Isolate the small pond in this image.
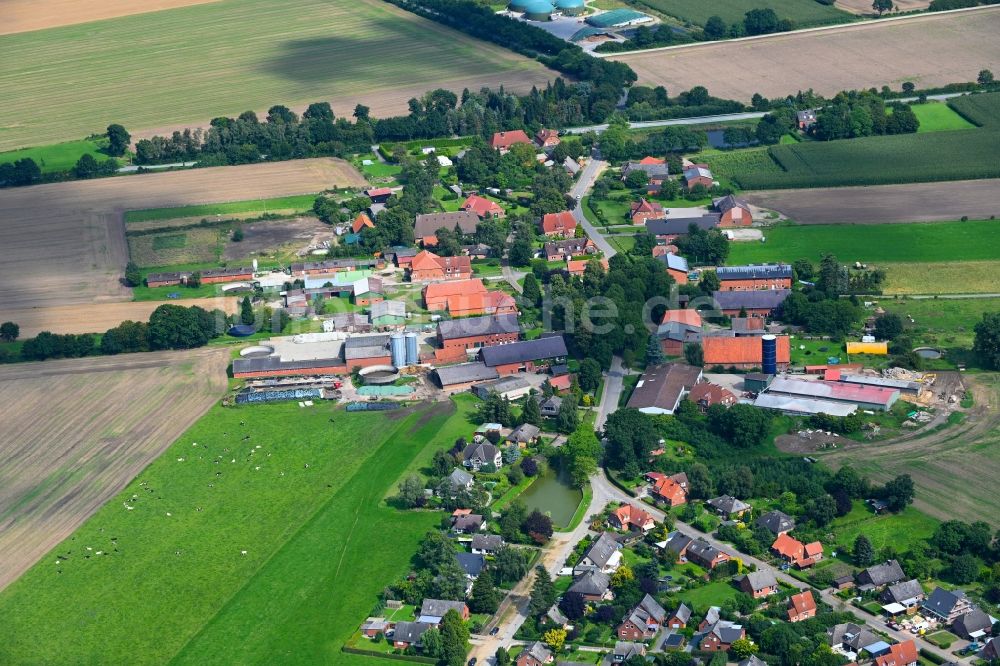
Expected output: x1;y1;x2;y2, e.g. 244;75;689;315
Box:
518;466;583;528
913;347;943;359
706;129;760;150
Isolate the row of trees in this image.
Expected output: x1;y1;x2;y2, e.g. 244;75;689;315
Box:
0;124;129;188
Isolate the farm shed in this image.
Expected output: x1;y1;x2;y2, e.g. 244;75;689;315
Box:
766;376;899;411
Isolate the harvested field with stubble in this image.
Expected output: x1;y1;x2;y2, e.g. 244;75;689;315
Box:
0;0;555;151
610;8;1000;101
0;348;230;592
8;298;239;338
0;159;360;321
0;0;221;35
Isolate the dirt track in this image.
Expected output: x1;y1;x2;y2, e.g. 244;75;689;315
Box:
611;8;1000;101
0;348;230;591
0;0;221;35
745;178;1000;224
0;159;363;320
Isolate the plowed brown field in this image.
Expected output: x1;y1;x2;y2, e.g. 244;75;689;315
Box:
0;348;230;591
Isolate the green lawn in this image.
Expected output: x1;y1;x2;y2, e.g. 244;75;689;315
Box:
911;102;976;133
728;220;1000;265
925;630;958;648
0;138;116;173
0;0;548;152
827;501;938;555
676;580;740;611
0;400;473;665
634;0;851;28
131;283;226;302
125;194;320;224
788;336;843;367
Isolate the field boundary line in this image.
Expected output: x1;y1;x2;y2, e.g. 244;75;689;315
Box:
598;4;1000;57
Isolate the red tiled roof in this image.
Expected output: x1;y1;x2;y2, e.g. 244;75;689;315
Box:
788;590;816;616
875;640;918;666
567;258;608;275
462;195;504;219
490;130;532;150
653;477;686;503
548;374;571;390
702;336;791;366
772;533;805;560
536;128;560;145
541;211;577;235
630;198;664;217
613;504;655;529
424;278;487;300
352;212;375;233
661;309;702;327
804;541;823;558
639;156;665;165
365;187;392;197
688;382;736;407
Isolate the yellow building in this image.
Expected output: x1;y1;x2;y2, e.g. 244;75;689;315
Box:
846;341;888;355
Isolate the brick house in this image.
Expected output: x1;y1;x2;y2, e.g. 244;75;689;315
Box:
688;382;737;411
657;252;689;284
424;278;487;311
490;130;533;153
716;264;793;291
461;195;506;219
617;594;667;641
629;198;664;225
540;211;577;238
516;641;553;666
713;195;753;228
651;476;688;507
667;603;691;630
609;504;656;532
437;314;521;351
351;212;375;234
685;540;731;570
737;571;778;598
544;238;596;261
682;163;715;189
787;590;817;622
874;640;918;666
535;128;561;149
408;250;472;282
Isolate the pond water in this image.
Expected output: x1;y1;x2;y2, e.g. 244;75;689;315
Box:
706;129;759;150
913;347;943;359
518;466;583;528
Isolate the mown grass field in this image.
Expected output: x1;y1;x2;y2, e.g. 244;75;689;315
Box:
634;0;851;27
0;138;115;173
827;501;939;554
0;0;551;152
881;296;1000;348
728;220;1000;264
0;398;475;664
911;102;976;133
880;261;1000;295
125;194;319;224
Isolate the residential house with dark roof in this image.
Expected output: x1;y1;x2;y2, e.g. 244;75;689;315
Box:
788;590;817;622
480;336;567;374
857;560;906;590
922;587;975;623
418;599;469;624
738;571;779;598
797;109;817;129
462;441;502;471
626;362;703;416
568;570;612;601
716;264;793;291
981;636;1000;660
617;594;667;641
739;658;768;666
880;580;925;609
508;423;541;446
656;320;703;357
686;539;731;570
392;621;432;648
707;495;751;519
540;395;563;417
827;622;882;656
456;552;485;580
577;533;623;574
544;238;596;261
471;534;505;555
713;195;753;228
472;376;532;402
667;603;691;630
517;641;554;666
661;531;694;563
683;163;715;189
447;468;474;492
451;513;484;533
756;510;795;535
612;641;646;663
623;160;670;193
952;608;993;639
699;617;745;651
